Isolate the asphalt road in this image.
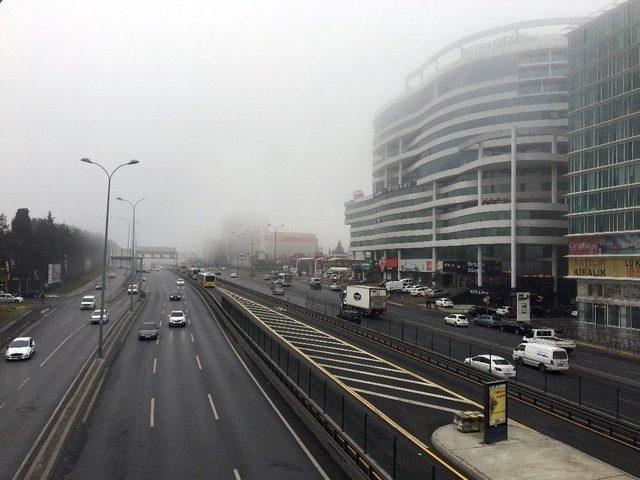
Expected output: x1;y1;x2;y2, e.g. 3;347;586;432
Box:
224;273;640;424
54;271;349;480
219;274;640;477
0;269;131;480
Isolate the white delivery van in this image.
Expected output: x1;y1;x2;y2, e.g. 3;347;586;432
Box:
512;343;569;372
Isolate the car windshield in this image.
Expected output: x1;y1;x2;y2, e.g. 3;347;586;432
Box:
170;311;183;317
458;315;466;320
141;323;157;330
493;359;510;365
10;340;29;348
82;297;94;301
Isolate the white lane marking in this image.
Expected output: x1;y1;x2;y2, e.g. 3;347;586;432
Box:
187;318;191;325
186;309;189;314
334;376;465;403
310;356;403;373
40;322;88;367
196;355;202;370
193;293;330;480
292;341;362;354
190;333;195;343
16;377;30;391
20;308;57;336
266;326;328;339
155;337;159;345
302;348;384;362
150;397;155;427
318;364;432;386
159;319;162;327
162;309;165;315
279;334;344;346
0;402;5;409
153;358;157;374
233;469;241;480
207;393;220;420
353;388;463;413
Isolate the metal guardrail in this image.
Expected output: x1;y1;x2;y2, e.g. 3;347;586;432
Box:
217;278;640;450
186;280;391;480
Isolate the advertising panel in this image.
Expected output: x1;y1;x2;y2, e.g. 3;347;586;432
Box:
487;383;507;427
516;292;530;322
47;264;62;285
569;233;640;256
568;257;640;279
399;259;435;272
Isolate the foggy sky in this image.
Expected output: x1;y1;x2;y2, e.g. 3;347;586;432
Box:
0;0;607;254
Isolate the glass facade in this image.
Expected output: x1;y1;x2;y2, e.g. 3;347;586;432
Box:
567;0;640;330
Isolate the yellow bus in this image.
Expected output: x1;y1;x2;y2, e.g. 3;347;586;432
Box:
197;272;216;288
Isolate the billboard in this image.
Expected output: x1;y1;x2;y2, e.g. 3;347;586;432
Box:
569;233;640;256
399;259;435;272
48;264;62;285
568;257;640;279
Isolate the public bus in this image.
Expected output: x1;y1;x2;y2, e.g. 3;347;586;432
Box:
197;271;217;288
278;272;293;287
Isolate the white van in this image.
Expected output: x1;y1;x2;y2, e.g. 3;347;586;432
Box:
80;295;96;310
512;343;569;372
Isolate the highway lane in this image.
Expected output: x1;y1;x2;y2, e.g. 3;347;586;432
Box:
224;273;640;422
0;270;134;480
217;278;640;477
56;271;349;480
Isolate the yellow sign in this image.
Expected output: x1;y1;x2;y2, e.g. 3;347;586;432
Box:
488;383;507;426
569;257;640;279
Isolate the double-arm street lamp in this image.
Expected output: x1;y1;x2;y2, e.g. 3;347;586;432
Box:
268;224;284;276
117;197;144;311
81;157;139;358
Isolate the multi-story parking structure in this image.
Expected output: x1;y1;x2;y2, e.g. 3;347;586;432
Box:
345;19;583;296
566;0;640;330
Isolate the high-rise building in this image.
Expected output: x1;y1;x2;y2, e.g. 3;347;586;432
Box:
566;0;640;329
344;19;581;296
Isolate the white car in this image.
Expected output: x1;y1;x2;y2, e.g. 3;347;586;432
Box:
80;295;96;310
5;337;36;360
329;283;341;291
570;310;577;317
176;279;185;287
464;355;516;379
127;284;139;294
444;314;468;327
0;293;24;303
90;309;109;324
230;273;238;278
168;310;186;327
435;298;454;308
410;286;429;297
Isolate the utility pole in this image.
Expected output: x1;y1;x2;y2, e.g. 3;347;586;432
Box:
246;229;259;278
268;224;284;276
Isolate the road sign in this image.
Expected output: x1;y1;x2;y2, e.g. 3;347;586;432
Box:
517;292;530;322
483;296;490;304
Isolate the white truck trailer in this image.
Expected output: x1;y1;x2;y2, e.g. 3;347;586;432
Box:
343;285;387;316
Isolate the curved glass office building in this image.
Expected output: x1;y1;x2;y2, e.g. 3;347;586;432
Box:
345;19;583;293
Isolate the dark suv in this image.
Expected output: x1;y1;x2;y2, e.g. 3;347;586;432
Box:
169;292;181;301
500;319;532;335
309;278;322;290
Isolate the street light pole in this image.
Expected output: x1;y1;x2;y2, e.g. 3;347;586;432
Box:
245;229;259;278
268;224;284;277
120;218;130;276
81;157;139;358
117;197;144;311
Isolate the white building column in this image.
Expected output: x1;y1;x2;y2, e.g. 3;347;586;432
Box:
397;249;402;280
384;166;389;188
510;127;517;290
477;143;483;206
477;245;483;287
432;180;438;284
552;245;558;293
551;165;558;204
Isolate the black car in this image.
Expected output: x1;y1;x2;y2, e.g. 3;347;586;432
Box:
169;292;181;301
467;306;496;317
472;314;503;328
500;319;532;335
530;306;550;318
337;308;362;324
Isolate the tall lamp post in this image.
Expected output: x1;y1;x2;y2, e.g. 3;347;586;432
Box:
117;197;144;311
231;231;241;275
81;157;139;358
245;229;259;278
268;224;284;276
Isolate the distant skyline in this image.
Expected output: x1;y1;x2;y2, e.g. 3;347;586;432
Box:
0;0;608;253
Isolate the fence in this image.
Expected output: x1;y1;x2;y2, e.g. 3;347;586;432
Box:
220;295;460;480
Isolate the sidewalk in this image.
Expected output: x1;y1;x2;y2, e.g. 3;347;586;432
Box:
432;422;635;480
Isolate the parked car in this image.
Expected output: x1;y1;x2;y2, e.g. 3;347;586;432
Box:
0;293;24;304
263;274;271;280
473;314;502;328
5;337;36;360
230;272;238;278
169;292;181;301
80;295;96;310
464;355;516;378
530;306;549;318
95;284;103;290
309;278;322;290
495;306;516;317
500;319;532;335
467;305;496;317
435;298;453;308
512;343;569;372
409;286;428;296
444;314;468;327
426;289;448;298
138;322;158;340
329;283;342;291
272;285;285;295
